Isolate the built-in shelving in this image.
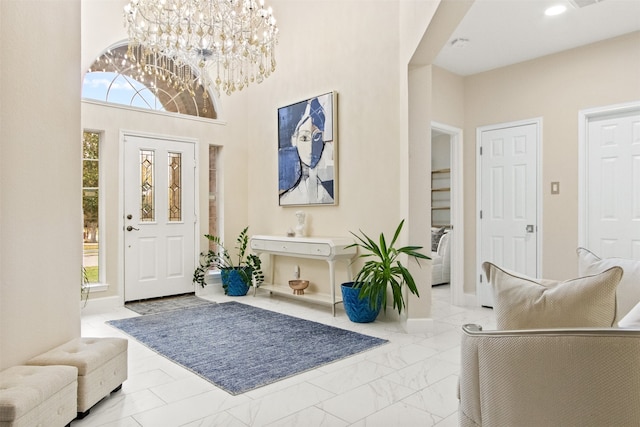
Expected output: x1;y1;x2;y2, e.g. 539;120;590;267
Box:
431;168;451;227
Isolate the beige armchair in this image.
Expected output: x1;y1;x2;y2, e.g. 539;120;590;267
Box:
431;230;450;285
459;324;640;427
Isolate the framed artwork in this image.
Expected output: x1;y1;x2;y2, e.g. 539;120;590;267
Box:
278;91;337;206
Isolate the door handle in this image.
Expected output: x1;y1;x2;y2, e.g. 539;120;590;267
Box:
126;225;139;232
526;224;535;233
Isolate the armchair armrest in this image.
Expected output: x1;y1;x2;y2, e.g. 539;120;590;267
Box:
459;324;640;427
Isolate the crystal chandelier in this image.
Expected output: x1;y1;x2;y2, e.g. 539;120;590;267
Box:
123;0;279;97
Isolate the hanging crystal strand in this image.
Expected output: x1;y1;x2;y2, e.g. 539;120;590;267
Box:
158;55;164;83
182;62;188;92
201;64;210;114
215;56;221;96
203;90;209;115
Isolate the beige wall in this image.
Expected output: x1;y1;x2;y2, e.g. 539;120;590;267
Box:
80;1;255;307
432;65;465;129
81;102;250;302
78;1;440;326
461;32;640;293
1;0;82;368
244;1;438;322
247;1;402;236
5;3;636;366
3;3;636;366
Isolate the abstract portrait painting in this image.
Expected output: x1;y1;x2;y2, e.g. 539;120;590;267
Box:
278;91;337;206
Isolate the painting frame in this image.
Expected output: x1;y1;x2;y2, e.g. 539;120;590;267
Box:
278;91;338;207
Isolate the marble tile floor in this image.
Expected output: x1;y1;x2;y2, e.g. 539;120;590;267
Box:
76;285;495;427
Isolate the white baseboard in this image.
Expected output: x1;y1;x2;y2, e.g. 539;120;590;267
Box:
80;295;123;315
195;283;224;298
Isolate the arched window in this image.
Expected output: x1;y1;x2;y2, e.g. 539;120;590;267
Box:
82;44;217;119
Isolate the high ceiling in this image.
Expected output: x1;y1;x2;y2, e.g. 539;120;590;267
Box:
433;0;640;76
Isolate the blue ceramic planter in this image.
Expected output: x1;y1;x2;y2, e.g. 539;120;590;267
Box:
341;282;382;323
221;268;252;296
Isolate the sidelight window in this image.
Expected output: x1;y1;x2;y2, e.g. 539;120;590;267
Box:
82;131;101;283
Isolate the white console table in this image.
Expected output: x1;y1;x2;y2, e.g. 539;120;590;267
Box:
250;235;357;316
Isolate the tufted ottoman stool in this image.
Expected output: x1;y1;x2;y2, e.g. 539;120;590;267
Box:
0;365;77;427
27;337;127;418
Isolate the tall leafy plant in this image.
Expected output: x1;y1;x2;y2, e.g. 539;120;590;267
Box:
348;220;430;315
193;226;264;291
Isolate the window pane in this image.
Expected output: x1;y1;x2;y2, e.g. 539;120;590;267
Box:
168;152;182;221
83;133;99;159
81;45;216;119
209;146;219;251
82;131;100;284
140;150;155;222
83;160;99;187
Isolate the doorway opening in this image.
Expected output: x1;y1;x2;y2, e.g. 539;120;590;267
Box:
431;122;464;306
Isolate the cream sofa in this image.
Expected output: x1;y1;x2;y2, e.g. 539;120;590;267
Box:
459;324;640;426
431;229;450;285
459;251;640;426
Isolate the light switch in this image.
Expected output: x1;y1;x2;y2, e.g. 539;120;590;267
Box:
551;181;560;195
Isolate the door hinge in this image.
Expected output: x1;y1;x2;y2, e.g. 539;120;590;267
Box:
480;210;483;219
480;146;483;155
480;274;483;283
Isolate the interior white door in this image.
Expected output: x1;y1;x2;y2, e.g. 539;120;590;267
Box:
478;123;538;307
123;134;196;301
586;111;640;258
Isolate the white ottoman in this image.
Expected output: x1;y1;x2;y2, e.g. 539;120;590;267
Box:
0;365;77;427
27;337;127;418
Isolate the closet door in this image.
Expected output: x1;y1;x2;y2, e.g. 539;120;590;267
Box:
478;122;539;307
586;111;640;258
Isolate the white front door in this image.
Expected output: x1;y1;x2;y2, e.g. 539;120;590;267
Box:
123;134;197;301
586;111;640;258
478;122;539;307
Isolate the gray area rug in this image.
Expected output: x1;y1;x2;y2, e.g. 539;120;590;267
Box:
125;293;216;315
108;301;388;394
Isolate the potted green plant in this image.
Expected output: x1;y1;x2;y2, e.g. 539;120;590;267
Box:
193;226;264;296
342;219;431;323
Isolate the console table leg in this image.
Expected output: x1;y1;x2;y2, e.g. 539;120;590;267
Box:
328;260;336;316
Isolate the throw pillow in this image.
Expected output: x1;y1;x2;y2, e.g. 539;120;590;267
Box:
482;262;623;330
431;227;445;252
618;302;640;328
577;247;640;321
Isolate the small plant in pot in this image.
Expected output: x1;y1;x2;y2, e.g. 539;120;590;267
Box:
342;219;430;323
193;226;264;296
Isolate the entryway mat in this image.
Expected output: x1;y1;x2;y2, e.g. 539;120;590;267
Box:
125;293;217;315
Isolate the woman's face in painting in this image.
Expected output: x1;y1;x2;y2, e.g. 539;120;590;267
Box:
293;115;323;168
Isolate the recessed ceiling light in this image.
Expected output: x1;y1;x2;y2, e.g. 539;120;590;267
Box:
545;4;568;15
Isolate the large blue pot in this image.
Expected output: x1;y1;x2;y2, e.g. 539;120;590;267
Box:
341;282;382;323
221;268;252;296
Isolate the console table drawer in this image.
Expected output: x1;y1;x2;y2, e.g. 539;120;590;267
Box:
250;239;332;257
